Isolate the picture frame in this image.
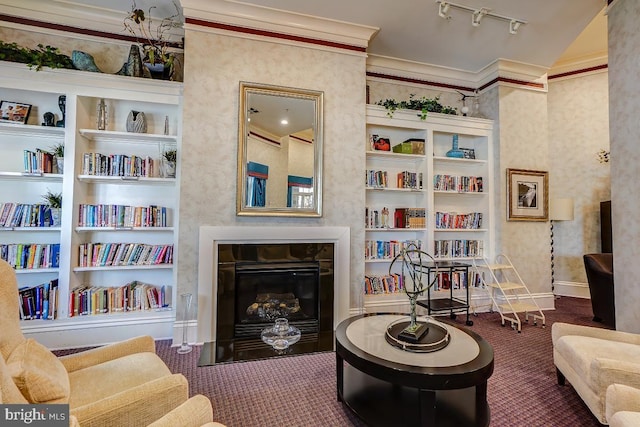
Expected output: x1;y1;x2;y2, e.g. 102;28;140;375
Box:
0;101;32;124
460;147;476;159
507;168;548;221
370;134;391;152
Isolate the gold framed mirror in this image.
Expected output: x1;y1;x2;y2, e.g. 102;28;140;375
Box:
237;82;323;217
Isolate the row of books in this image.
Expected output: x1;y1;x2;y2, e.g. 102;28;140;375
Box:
365;239;422;260
364;273;403;295
395;207;426;228
82;152;156;177
1;244;61;269
365;170;422;190
68;281;171;316
0;203;58;228
77;243;173;267
433;239;483;259
433;174;483;193
431;270;485;291
78;204;169;228
435;211;483;229
19;279;59;320
23;149;56;174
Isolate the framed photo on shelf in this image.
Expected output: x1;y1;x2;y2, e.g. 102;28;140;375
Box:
460;148;476;159
0;101;32;124
507;168;548;221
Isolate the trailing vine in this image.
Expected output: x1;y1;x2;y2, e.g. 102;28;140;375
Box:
0;41;74;71
375;94;458;120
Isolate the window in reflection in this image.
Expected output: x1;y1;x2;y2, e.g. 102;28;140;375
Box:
246;161;268;207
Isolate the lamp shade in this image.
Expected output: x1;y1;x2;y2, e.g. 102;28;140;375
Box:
550;198;574;221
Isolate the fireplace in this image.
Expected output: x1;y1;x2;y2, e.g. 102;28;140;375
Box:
197;226;351;364
212;243;334;362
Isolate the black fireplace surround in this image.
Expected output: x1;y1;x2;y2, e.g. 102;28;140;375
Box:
206;243;334;363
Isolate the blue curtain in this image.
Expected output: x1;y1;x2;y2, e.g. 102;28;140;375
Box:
247;162;268;207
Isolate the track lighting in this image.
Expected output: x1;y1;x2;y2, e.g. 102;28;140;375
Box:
509;19;523;35
435;0;527;35
471;8;490;27
438;2;450;19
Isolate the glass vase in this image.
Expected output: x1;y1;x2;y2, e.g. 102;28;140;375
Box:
177;293;193;355
446;134;464;158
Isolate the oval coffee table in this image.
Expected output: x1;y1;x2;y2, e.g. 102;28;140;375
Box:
336;313;494;427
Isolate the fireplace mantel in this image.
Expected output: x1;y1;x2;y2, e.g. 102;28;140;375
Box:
197;226;351;344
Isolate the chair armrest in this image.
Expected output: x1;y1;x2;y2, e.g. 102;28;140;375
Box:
148;395;216;427
606;384;640;421
70;373;188;427
552;323;640;346
610;411;640;427
591;358;640;394
59;336;155;372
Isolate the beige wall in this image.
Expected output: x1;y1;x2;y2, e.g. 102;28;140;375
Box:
608;0;640;333
178;29;367;311
496;87;551;294
548;72;610;283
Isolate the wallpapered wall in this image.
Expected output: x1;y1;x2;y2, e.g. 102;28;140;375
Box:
608;0;640;333
548;72;610;283
178;29;367;311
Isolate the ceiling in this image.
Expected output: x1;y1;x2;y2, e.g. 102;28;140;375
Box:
53;0;608;74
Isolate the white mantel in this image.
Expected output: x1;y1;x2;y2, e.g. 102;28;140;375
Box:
197;226;351;344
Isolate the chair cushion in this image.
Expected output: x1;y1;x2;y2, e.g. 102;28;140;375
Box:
6;339;70;403
556;335;640;391
68;351;171;408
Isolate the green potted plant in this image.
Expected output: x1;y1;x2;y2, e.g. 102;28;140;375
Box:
123;1;183;79
376;94;458;120
162;149;177;178
0;41;73;71
50;142;64;174
42;189;62;226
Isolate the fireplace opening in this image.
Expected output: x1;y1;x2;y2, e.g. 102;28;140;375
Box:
235;261;320;337
208;242;334;364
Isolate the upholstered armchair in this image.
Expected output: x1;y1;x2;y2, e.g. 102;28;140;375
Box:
0;259;209;427
553;322;640;424
583;253;615;328
606;384;640;427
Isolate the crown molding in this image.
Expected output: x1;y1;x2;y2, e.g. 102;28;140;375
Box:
366;55;548;93
180;0;378;51
548;52;608;81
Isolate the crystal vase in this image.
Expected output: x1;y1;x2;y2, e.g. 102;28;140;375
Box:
177;293;193;355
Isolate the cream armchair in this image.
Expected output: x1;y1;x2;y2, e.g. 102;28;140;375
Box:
606;384;640;427
552;322;640;425
0;259;201;426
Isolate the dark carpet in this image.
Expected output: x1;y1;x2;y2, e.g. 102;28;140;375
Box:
152;297;604;427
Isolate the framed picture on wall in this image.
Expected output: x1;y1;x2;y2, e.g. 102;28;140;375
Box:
0;100;31;124
507;168;549;221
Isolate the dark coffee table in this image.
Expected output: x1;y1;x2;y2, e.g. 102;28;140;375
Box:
335;313;494;427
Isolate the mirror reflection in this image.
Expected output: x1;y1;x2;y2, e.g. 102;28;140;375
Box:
237;82;323;217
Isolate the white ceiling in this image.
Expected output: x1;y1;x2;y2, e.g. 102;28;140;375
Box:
50;0;608;74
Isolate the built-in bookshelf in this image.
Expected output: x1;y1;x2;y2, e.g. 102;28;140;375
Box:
0;60;182;348
364;105;494;313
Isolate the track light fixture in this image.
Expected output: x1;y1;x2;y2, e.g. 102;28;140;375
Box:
438;1;451;19
471;8;490;27
435;0;527;35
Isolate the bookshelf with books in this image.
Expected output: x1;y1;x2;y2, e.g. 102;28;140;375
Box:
364;105;494;313
0;61;182;348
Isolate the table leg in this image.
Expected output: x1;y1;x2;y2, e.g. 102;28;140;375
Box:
336;352;344;402
419;389;436;425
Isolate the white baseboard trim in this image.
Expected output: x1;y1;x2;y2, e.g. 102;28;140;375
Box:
553;281;590;299
24;314;175;350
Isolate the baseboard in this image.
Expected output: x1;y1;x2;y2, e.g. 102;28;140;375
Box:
23;312;175;350
362;290;557;315
553;281;590;299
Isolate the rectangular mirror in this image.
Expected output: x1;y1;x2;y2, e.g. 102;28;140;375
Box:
237;82;323;217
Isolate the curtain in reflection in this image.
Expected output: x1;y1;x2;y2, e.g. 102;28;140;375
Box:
247;162;268;207
287;175;313;208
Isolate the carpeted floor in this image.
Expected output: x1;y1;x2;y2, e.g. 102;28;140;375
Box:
152;296;605;427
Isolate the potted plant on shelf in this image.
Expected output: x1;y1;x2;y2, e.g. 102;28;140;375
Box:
375;94;458;119
50;142;64;174
42;189;62;226
162;149;177;178
123;0;183;80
